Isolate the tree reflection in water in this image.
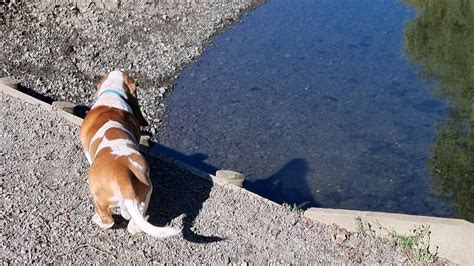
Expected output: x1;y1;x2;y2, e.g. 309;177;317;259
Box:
404;0;474;221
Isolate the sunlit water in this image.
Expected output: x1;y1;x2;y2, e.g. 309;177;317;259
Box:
155;0;474;220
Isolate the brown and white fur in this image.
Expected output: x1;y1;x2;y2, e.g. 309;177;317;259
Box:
80;70;180;238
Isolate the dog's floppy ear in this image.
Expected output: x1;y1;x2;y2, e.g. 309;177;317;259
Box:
123;70;137;96
129;96;149;127
123;71;149;127
96;74;107;90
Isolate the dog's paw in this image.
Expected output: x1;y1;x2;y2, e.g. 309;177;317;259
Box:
92;213;114;229
127;220;144;236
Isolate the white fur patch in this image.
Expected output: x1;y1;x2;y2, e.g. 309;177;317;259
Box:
92;93;132;113
121;204;131;220
124;199;181;238
85;152;92;165
100;70;124;90
95;137;139;158
92;70;132;112
92;213;114;229
128;157;143;170
88;120;135;161
91;120;134;146
127;219;143;235
110;182;122;205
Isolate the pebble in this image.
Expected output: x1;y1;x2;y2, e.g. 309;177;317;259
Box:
158;87;167;96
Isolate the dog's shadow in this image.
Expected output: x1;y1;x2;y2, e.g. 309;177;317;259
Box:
141;152;223;243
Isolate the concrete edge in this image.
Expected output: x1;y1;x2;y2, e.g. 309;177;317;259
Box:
304;208;474;265
0;78;83;126
2;77;473;264
1;78;52;111
0;77;280;207
144;151;282;209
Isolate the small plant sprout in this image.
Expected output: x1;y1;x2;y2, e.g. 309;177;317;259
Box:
354;218;439;264
282;201;309;214
388;225;438;264
354;216;376;237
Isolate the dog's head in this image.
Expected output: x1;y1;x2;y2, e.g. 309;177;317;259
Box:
97;70;149;127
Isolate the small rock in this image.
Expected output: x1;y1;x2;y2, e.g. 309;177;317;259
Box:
331;232;348;245
51;101;76;114
216;170;245;187
140;135;151;147
158;87;166;96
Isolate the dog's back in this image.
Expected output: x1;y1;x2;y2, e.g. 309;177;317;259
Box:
80;70;180;238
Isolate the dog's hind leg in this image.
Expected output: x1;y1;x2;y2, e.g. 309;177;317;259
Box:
92;199;114;229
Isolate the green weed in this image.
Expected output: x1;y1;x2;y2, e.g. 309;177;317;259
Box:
354;216;376;237
282;202;308;214
388;225;438;264
354;217;439;264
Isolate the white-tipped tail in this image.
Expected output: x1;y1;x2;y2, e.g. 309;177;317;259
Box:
124;199;181;238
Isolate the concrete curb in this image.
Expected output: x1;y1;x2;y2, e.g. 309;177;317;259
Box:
305;208;474;265
2;77;473;264
144;150;282;209
0;78;83;126
0;77;256;191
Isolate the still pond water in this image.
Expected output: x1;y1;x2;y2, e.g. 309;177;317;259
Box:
155;0;474;221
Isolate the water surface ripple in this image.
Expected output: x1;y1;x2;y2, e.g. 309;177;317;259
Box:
156;0;474;219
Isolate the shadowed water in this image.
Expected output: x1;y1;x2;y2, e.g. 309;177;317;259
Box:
155;0;473;220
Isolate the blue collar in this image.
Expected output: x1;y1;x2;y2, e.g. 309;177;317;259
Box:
97;87;128;101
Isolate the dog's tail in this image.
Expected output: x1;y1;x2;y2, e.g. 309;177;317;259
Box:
124;199;181;238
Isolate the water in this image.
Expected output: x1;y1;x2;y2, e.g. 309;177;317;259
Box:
155;0;474;221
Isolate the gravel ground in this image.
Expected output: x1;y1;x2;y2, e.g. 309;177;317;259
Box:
0;0;263;136
0;91;422;263
0;1;448;264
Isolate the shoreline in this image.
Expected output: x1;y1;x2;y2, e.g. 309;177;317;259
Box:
0;0;264;135
1;80;440;264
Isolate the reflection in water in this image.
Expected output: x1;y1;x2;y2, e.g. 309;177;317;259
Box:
404;0;474;221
